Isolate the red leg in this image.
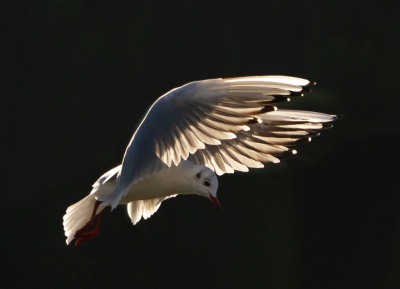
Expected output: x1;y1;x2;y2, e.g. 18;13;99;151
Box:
74;200;102;239
75;209;104;248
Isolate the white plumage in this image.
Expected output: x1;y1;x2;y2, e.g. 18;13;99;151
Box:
63;75;340;246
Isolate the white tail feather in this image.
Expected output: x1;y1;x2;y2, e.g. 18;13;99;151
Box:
63;166;121;245
63;194;98;244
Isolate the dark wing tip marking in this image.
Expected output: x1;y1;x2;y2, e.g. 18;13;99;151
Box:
257;106;277;114
335;115;343;120
289;92;304;97
280;150;297;156
320;124;333;130
260;96;290;105
247;118;260;124
300;87;311;93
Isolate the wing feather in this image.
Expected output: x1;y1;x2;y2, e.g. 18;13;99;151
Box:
187;109;339;174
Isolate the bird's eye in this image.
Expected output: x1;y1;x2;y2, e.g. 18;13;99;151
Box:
196;172;201;178
204;180;210;187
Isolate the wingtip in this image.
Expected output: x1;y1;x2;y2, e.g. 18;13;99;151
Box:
268;96;291;104
300;87;311;93
321;124;333;130
289;91;304;97
247;117;263;124
260;106;277;113
335;115;343;120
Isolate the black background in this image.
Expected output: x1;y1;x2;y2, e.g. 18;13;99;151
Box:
1;0;399;288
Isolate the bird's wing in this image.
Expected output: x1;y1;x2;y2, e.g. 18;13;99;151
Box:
98;75;332;208
187;109;340;175
127;195;177;225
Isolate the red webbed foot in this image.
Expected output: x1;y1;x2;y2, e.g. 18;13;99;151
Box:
75;228;100;247
74;222;92;240
74;201;105;247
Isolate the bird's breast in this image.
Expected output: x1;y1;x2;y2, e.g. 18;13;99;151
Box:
119;160;198;204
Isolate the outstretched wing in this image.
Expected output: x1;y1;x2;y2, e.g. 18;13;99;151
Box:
187;109;339;175
98;76;335;208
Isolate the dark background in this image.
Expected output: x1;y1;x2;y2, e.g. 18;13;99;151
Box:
1;0;399;288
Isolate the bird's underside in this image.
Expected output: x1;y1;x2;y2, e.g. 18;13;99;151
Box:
63;75;341;247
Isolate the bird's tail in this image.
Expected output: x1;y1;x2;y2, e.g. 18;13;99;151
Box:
63;165;121;245
63;194;99;244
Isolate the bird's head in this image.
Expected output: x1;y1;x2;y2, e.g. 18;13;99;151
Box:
192;167;220;211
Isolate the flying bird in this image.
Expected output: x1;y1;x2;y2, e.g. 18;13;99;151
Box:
63;75;341;247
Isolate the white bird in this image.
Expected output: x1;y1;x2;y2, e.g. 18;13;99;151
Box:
63;75;340;247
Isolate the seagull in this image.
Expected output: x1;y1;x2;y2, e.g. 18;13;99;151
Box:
63;75;341;247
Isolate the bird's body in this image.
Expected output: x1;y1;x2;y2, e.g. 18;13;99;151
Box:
100;160;212;204
64;160;217;245
63;75;340;247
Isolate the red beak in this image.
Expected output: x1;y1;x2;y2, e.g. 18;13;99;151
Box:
209;193;221;212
